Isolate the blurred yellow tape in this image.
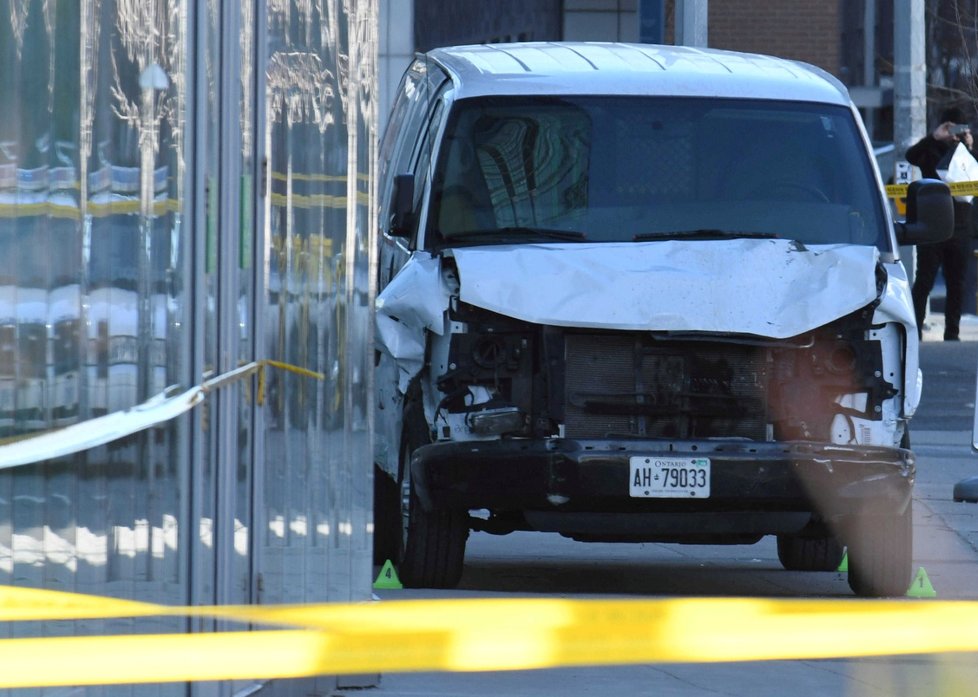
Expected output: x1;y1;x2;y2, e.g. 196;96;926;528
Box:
3;586;978;687
886;180;978;198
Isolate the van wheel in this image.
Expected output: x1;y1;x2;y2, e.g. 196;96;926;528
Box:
776;533;845;571
846;502;913;598
399;473;468;588
397;407;468;589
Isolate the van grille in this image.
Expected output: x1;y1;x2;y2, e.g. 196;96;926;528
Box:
563;334;768;439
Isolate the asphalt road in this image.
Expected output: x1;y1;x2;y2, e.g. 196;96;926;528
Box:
365;334;978;697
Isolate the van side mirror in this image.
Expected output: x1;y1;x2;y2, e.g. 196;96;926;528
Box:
896;178;953;245
389;173;415;238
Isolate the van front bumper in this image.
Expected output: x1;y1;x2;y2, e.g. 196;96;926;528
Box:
410;438;914;538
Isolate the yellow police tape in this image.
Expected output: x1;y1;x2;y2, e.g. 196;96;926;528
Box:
3;585;978;687
886;180;978;198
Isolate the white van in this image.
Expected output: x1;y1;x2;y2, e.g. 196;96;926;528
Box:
373;42;952;596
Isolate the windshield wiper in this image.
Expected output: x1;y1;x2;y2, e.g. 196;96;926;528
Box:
445;226;588;243
633;229;779;241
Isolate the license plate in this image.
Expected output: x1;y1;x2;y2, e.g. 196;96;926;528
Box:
629;456;711;498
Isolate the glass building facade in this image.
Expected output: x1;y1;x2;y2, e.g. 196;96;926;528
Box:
0;0;376;694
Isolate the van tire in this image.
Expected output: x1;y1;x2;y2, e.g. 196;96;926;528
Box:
399;475;468;588
396;394;468;589
776;533;845;572
846;502;913;598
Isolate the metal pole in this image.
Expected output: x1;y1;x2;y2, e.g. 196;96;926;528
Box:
675;0;708;48
893;0;927;291
864;0;876;87
863;0;877;141
893;0;927;157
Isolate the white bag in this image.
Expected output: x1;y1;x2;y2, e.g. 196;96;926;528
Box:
937;141;978;203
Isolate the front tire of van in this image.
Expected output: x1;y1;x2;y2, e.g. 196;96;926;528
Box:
396;403;468;589
845;502;913;598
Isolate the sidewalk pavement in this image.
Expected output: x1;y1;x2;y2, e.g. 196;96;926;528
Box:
920;311;978;341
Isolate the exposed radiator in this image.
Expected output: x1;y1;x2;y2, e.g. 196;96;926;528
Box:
563;333;768;439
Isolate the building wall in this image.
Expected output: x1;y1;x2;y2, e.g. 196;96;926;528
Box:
561;1;845;77
414;0;562;52
564;0;639;42
377;0;563;132
708;0;842;76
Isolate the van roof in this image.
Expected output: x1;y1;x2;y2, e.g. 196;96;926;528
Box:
426;42;850;105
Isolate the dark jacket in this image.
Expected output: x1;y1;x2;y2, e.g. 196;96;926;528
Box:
906;134;973;232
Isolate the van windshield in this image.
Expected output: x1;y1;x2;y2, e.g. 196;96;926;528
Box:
426;96;889;250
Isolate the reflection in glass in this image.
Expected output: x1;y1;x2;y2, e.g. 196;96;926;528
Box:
0;1;377;691
0;0;190;662
262;0;376;604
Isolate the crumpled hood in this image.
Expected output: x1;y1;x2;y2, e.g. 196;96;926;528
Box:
452;239;882;339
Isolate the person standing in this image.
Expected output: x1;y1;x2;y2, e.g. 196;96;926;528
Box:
907;107;975;341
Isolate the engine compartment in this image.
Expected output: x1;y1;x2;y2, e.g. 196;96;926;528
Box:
426;296;903;449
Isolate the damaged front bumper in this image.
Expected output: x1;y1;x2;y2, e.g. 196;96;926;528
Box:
410;438;914;540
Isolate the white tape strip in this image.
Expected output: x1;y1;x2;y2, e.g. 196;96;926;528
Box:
0;359;319;471
0;386;204;469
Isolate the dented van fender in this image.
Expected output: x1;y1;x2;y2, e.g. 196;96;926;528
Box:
873;259;921;417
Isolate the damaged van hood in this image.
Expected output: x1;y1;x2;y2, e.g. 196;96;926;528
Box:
450;239;881;339
375;239;885;392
